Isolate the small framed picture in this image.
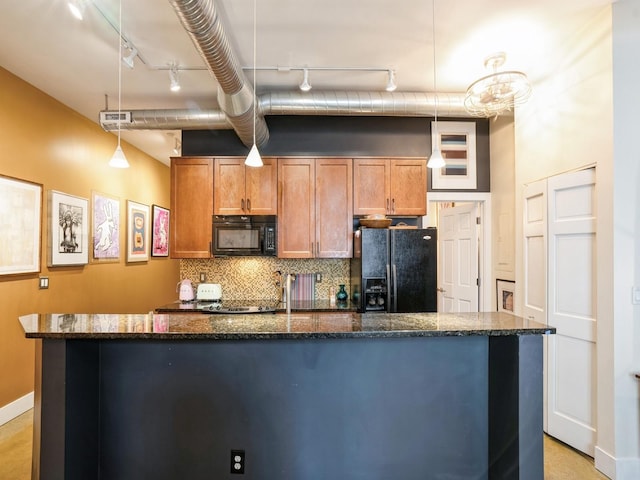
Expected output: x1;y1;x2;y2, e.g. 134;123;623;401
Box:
92;191;120;262
151;205;170;257
126;200;149;263
496;279;515;313
48;190;89;267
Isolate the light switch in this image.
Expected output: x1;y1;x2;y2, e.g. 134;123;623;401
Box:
39;276;49;289
633;286;640;305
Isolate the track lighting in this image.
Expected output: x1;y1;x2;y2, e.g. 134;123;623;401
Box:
385;70;397;92
169;65;180;92
427;0;443;170
173;136;181;155
299;68;312;92
122;46;137;69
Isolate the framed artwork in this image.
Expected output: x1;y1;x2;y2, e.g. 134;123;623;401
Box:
0;175;42;275
92;191;120;262
431;121;477;190
496;279;515;313
126;200;149;262
151;205;170;257
48;190;89;267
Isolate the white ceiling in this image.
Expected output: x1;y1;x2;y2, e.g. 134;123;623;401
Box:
0;0;614;165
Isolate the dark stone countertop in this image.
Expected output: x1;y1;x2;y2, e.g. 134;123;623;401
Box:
19;311;554;340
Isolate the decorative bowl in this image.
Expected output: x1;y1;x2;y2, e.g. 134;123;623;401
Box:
360;218;392;228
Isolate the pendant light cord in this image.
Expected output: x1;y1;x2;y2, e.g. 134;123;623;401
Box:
432;0;437;127
117;0;123;148
252;0;257;146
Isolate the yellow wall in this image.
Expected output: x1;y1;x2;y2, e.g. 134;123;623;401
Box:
0;67;180;409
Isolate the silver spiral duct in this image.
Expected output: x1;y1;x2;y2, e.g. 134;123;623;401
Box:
100;91;470;131
259;91;468;117
168;0;268;147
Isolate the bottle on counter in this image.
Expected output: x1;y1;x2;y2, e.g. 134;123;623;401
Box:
329;286;336;306
336;284;348;304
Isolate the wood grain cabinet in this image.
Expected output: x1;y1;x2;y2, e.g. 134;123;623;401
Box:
353;158;427;216
170;157;214;258
278;158;353;258
213;157;277;216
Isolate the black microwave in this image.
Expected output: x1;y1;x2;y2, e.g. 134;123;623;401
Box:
212;215;277;256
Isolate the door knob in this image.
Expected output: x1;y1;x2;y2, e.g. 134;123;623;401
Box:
437;287;446;293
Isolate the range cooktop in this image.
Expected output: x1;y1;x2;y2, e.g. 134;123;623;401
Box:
195;299;278;314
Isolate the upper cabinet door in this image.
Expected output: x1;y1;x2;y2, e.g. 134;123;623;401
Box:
389;159;426;216
214;158;246;216
316;158;353;258
214;157;278;216
353;159;390;216
245;157;277;215
278;158;315;258
170;157;214;258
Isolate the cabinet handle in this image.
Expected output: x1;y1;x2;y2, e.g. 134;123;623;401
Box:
246;198;251;212
392;198;395;213
386;198;390;213
241;198;245;211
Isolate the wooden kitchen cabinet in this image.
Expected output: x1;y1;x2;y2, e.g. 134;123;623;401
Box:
315;158;353;258
353;158;426;216
278;158;353;258
170;157;214;258
213;157;277;215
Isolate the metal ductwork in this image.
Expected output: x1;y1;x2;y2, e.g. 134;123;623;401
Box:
168;0;268;147
101;91;469;131
100;0;472;135
259;91;468;117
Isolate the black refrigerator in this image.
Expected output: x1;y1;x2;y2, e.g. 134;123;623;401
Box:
350;227;437;313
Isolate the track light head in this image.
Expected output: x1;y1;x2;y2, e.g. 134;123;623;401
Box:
299;68;312;92
386;69;397;92
122;46;137;69
169;65;180;92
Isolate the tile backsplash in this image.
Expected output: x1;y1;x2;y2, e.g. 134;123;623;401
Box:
180;258;350;301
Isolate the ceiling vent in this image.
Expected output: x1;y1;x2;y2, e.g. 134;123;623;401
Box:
99;111;131;128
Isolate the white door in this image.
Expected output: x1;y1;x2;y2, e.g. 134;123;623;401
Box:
547;168;597;456
523;179;549;429
438;203;479;312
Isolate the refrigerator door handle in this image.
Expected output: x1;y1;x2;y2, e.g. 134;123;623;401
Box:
392;264;398;312
386;264;391;311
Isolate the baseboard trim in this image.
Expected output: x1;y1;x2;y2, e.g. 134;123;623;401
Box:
0;392;34;427
595;446;640;480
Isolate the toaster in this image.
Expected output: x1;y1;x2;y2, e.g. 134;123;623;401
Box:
196;283;222;302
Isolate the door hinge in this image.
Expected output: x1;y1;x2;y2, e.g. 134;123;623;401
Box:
476;217;481;225
476;278;480;286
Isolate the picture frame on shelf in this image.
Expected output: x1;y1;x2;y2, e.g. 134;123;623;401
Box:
0;175;42;275
126;200;149;263
496;279;515;313
151;205;170;257
48;190;89;267
91;191;120;262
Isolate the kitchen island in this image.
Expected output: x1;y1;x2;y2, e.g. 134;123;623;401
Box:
20;312;553;480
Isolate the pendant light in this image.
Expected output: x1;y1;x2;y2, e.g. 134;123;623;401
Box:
427;0;445;170
245;0;263;168
109;0;129;168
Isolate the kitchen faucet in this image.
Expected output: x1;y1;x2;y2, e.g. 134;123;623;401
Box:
285;273;295;315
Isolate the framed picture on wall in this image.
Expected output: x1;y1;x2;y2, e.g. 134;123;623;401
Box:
126;200;149;263
92;191;120;262
431;121;477;190
48;190;89;267
496;279;515;313
151;205;170;257
0;175;42;275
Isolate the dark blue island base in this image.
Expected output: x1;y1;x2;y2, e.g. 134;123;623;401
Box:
23;312;550;479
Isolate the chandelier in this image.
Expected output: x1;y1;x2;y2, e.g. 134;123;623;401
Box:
464;52;531;118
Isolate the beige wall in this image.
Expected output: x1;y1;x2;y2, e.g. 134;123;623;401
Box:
0;67;180;410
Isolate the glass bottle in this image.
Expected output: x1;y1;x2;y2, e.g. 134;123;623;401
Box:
336;284;348;303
